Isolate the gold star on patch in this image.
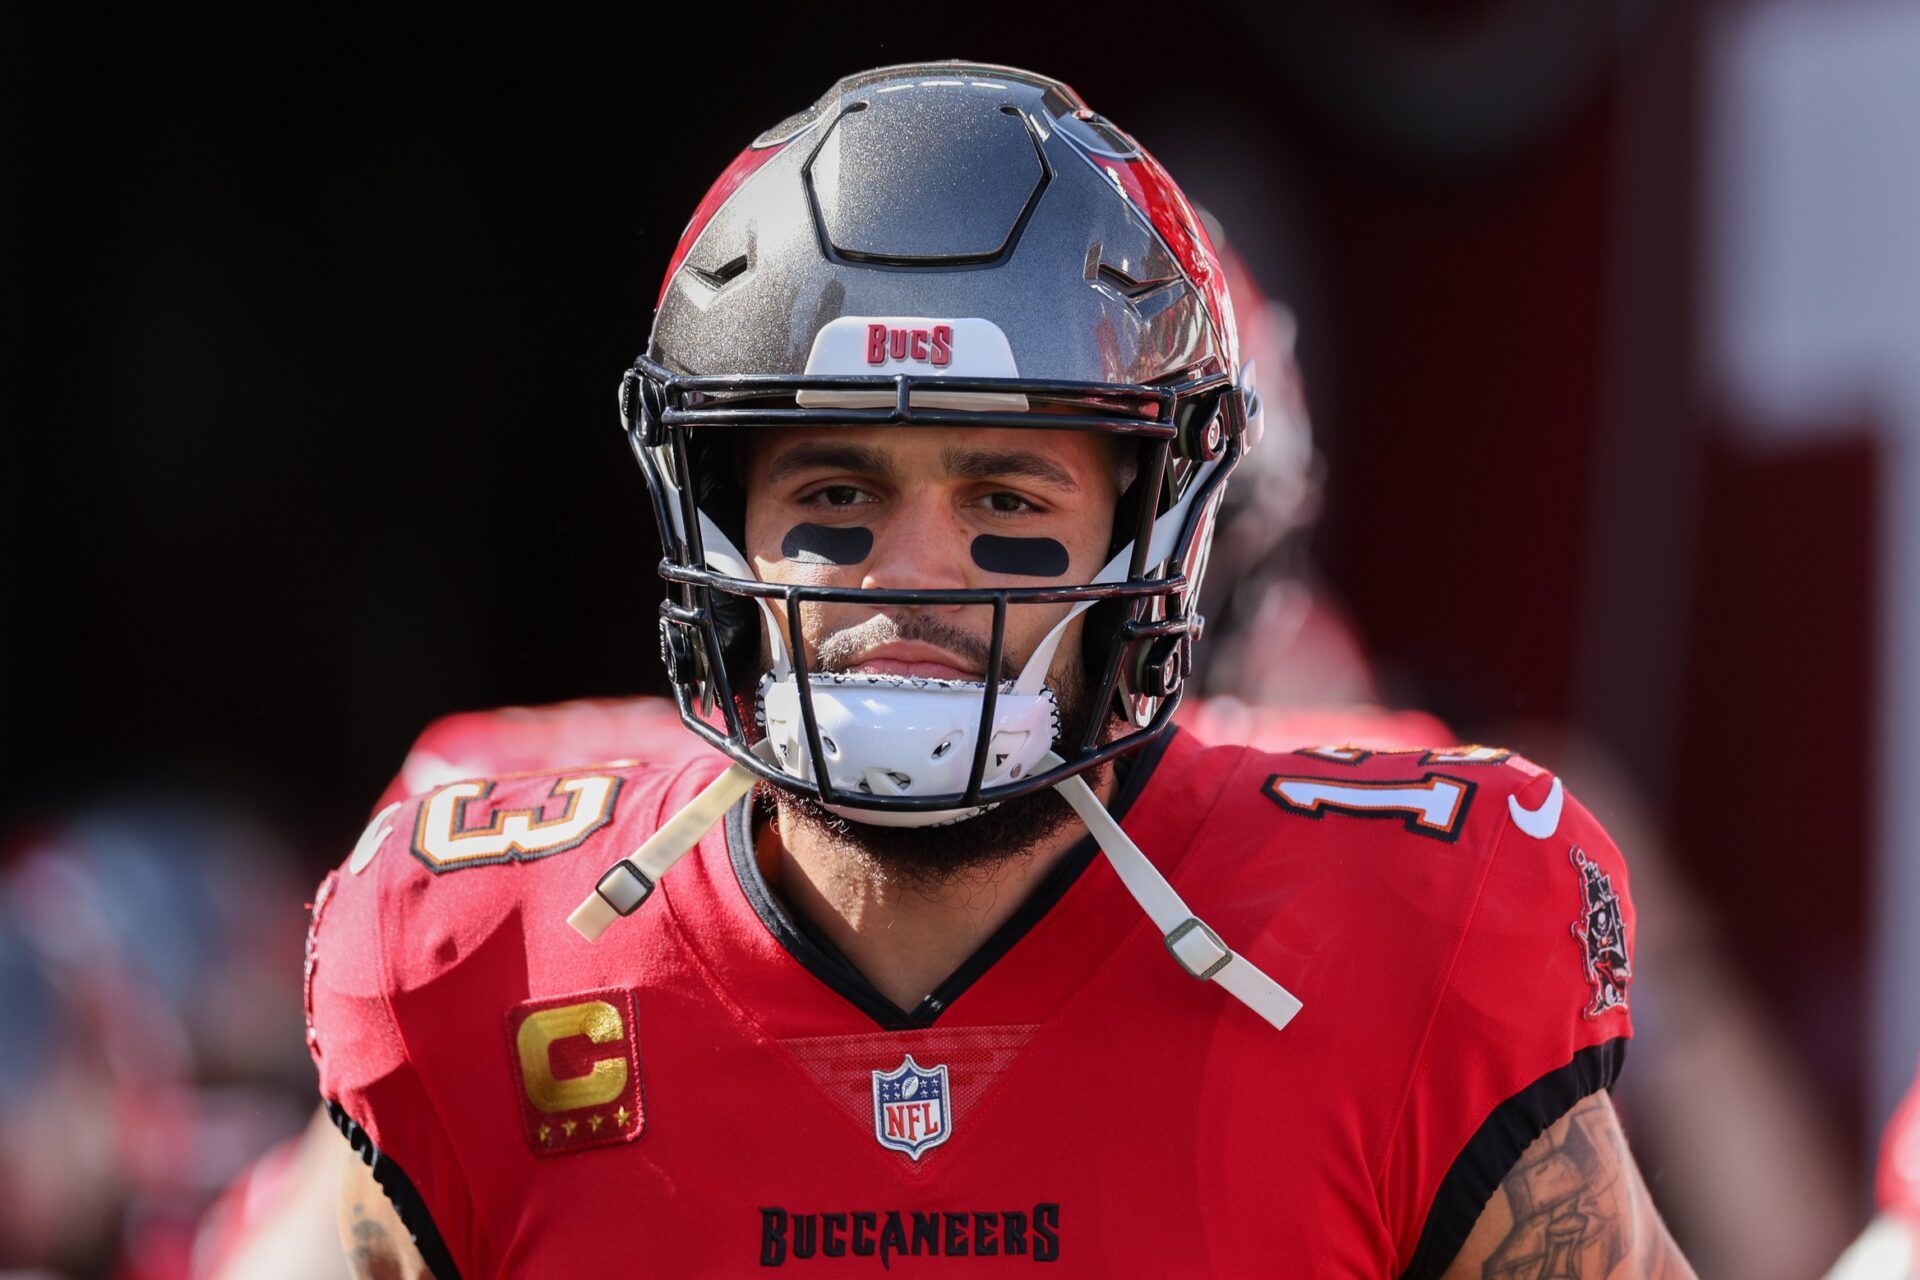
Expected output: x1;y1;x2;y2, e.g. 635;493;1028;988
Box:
589;1114;604;1132
561;1120;578;1138
538;1124;552;1144
615;1105;631;1128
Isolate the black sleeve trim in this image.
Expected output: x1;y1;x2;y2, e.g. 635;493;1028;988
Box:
1399;1036;1628;1280
327;1098;465;1280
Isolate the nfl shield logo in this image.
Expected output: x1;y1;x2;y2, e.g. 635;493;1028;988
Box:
871;1055;952;1160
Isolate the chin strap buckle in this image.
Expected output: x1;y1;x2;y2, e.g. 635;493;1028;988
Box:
567;757;763;943
1164;917;1233;981
1040;750;1303;1033
595;860;655;916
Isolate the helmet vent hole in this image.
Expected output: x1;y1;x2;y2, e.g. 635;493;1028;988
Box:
885;771;912;791
931;739;955;760
821;735;840;758
688;254;750;289
1095;262;1179;302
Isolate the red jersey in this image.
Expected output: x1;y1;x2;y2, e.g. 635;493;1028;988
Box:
307;729;1633;1277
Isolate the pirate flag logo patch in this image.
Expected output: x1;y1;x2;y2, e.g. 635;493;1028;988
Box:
1570;846;1631;1019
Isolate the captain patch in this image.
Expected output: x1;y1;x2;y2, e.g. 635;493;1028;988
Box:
506;988;645;1156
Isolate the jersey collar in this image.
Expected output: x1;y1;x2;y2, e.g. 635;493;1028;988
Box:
718;728;1178;1031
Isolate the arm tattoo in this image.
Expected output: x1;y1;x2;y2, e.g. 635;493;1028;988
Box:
345;1198;407;1280
1474;1090;1628;1280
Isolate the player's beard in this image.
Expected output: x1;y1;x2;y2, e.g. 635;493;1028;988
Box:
760;610;1110;896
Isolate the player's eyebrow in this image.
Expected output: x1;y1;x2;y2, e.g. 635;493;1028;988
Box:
941;446;1079;493
763;441;899;484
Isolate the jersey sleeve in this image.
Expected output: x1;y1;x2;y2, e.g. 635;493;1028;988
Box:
306;845;475;1280
1384;771;1636;1279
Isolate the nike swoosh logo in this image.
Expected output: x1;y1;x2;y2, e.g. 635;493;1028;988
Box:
349;801;402;874
1508;777;1564;840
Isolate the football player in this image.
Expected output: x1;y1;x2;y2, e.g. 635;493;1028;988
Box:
308;63;1694;1277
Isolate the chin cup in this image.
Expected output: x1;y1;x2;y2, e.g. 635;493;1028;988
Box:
757;672;1061;828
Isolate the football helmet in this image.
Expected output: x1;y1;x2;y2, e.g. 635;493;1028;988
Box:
622;62;1250;825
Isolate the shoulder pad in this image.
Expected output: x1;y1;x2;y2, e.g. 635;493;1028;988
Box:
336;757;727;988
374;696;706;809
1176;699;1456;753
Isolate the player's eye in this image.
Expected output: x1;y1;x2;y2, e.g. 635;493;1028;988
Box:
981;490;1042;514
802;484;872;508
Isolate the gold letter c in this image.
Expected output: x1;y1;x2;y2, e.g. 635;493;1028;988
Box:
516;1000;628;1114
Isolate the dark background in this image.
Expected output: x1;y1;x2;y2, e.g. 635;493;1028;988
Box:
3;2;1887;1272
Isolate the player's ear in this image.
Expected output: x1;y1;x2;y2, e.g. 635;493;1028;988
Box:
1108;435;1140;497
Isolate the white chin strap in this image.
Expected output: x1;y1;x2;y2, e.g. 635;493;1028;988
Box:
1039;751;1302;1032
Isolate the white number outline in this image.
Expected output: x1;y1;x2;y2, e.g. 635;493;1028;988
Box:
1262;773;1477;842
410;774;623;872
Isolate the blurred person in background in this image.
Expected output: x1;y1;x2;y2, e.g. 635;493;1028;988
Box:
0;806;313;1279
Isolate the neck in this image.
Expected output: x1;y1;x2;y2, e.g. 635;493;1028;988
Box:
758;767;1121;1014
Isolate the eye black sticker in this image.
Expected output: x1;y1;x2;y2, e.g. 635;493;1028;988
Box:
781;524;873;566
971;534;1069;577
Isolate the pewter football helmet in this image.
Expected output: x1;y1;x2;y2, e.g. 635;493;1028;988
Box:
624;62;1251;825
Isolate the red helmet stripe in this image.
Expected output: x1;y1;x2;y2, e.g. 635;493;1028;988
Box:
1084;146;1239;373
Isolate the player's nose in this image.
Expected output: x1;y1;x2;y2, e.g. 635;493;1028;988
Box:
860;492;969;605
